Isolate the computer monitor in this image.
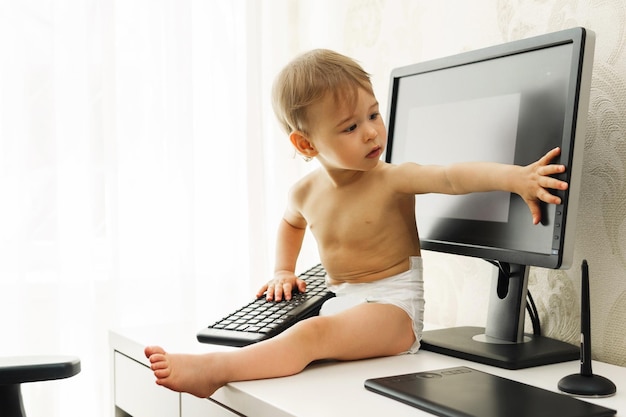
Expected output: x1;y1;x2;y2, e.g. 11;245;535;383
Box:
385;27;595;369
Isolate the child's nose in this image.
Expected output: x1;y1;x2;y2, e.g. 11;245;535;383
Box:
364;124;378;141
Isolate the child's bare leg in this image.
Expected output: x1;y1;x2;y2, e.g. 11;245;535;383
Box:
297;302;416;361
145;303;414;398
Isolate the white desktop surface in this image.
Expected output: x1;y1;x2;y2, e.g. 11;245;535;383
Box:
110;322;625;417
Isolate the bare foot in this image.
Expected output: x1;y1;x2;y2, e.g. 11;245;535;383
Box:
144;346;225;398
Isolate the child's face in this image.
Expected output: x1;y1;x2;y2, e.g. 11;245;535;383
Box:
306;88;387;172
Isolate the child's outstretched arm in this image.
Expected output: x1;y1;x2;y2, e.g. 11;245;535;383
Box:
444;147;568;225
391;147;568;225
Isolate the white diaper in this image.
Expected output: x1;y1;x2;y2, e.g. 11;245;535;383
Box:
320;256;424;354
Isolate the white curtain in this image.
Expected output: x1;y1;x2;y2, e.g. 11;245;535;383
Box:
0;1;316;415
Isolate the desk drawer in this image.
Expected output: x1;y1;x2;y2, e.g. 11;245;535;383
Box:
114;351;179;417
182;394;242;417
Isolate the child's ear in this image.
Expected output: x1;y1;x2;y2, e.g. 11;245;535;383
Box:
290;131;318;159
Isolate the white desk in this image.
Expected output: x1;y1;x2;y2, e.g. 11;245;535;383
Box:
110;322;625;417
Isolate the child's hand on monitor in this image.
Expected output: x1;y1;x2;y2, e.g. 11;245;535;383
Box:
519;147;568;224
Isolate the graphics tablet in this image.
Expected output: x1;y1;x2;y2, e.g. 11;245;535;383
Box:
364;366;616;417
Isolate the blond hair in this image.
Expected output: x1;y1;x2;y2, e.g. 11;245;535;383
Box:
271;49;373;135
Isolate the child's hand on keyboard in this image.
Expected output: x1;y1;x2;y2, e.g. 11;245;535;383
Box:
257;271;307;302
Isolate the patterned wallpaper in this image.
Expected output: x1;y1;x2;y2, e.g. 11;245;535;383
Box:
323;0;626;366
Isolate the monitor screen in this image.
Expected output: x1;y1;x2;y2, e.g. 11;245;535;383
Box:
386;28;594;270
385;27;595;369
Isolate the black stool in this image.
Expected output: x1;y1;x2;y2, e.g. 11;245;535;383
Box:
0;356;81;417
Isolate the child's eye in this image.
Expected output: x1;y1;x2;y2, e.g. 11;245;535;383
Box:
370;112;380;120
344;124;357;133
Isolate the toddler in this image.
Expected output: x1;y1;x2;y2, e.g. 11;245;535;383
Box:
145;49;568;398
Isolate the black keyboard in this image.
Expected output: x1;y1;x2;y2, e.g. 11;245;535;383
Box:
197;264;334;347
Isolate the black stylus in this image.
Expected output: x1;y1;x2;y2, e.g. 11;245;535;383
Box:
580;260;592;376
558;259;616;397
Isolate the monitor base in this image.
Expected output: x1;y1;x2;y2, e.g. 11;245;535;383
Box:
421;327;579;370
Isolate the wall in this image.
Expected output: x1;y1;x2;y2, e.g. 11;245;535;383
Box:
290;0;625;366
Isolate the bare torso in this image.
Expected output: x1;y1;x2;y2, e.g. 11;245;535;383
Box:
288;162;421;284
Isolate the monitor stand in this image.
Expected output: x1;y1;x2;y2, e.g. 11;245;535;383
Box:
421;262;579;370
